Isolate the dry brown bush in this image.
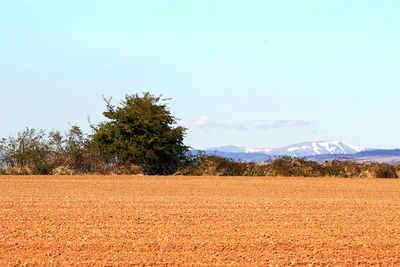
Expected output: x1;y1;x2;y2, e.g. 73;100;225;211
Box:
176;155;247;176
52;166;76;175
110;163;144;175
176;155;398;178
358;163;397;178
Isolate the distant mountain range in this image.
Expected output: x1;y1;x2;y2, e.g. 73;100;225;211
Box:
207;141;364;157
196;141;400;164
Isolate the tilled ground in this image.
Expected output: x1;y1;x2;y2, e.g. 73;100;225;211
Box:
1;176;400;265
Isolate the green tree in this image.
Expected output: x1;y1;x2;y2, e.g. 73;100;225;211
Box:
91;92;188;174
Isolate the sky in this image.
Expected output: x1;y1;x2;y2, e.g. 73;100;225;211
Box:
1;1;399;150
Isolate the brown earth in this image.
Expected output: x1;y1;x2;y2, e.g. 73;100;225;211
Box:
1;176;400;266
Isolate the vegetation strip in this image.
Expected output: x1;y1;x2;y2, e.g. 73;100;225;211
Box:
1;93;397;178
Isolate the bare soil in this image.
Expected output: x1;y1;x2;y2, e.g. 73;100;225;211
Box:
1;175;400;265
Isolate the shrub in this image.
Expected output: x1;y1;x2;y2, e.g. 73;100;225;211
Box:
48;125;90;172
359;163;397;178
52;166;76;175
176;155;247;176
322;160;361;177
91;93;188;175
242;157;325;177
0;128;51;174
110;161;144;175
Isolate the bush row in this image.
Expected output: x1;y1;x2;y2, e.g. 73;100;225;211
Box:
0;127;143;175
176;155;399;178
1;127;398;178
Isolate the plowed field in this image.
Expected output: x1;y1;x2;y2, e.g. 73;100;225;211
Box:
1;176;400;265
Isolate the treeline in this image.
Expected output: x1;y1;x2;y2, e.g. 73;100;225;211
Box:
0;92;398;178
0;129;398;178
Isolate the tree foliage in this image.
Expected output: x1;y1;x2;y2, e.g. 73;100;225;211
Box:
91;92;188;174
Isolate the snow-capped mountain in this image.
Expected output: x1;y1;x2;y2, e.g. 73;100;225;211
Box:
267;141;364;157
206;141;365;157
206;145;272;154
201;142;400;164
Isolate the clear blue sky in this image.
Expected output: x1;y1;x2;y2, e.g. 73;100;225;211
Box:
1;2;399;149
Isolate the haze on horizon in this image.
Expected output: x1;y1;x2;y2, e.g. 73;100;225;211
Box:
1;2;399;150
